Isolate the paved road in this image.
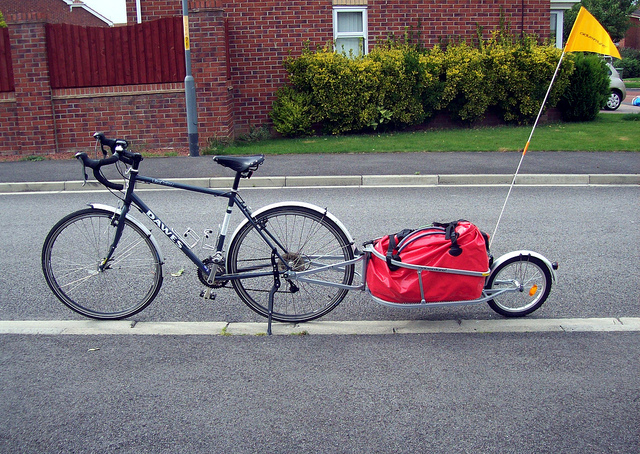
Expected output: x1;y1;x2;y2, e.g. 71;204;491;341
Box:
2;332;638;453
1;155;638;452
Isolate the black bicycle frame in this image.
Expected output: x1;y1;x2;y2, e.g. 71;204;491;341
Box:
103;169;286;282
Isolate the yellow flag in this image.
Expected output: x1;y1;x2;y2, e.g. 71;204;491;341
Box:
564;7;621;59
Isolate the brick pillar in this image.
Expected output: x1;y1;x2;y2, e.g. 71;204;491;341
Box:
189;4;234;141
8;14;57;154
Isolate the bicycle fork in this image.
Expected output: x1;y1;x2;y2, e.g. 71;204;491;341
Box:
99;204;132;271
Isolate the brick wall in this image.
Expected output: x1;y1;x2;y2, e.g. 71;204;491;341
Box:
0;92;18;151
6;14;57;154
367;0;550;45
624;17;639;49
224;1;333;130
1;7;231;158
51;84;188;153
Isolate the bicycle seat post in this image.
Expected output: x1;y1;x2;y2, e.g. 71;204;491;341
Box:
231;172;242;191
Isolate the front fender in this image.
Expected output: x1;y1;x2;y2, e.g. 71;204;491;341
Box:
89;203;165;264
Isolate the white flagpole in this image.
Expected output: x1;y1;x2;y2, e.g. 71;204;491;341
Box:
490;50;567;249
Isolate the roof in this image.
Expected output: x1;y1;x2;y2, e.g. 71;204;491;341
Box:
0;0;111;26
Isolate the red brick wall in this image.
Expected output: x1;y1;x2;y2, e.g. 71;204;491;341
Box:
51;84;188;153
623;18;639;49
224;1;333;130
0;7;232;157
188;7;234;140
367;0;550;45
126;0;223;24
0;92;18;152
7;15;57;154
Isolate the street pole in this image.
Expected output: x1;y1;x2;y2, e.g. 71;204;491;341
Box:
182;0;199;156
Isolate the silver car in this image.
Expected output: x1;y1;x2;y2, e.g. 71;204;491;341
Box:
605;63;626;110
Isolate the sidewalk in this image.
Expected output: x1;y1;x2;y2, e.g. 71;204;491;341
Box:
0;150;638;192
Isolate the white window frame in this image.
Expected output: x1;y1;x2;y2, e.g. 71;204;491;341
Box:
333;7;368;56
550;10;565;49
549;1;580;48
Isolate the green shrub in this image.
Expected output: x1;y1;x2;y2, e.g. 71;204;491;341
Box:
272;36;574;136
284;49;381;134
619;47;640;78
368;45;437;128
270;86;315;137
436;43;493;123
487;36;571;124
558;53;609;122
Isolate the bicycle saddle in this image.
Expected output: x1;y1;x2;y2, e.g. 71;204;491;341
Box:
213;155;265;174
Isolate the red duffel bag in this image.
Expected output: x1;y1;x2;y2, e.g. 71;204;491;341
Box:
366;220;490;304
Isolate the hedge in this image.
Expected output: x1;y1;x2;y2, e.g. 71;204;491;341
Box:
272;37;576;136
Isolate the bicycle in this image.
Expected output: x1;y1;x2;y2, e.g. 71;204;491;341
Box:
42;133;557;334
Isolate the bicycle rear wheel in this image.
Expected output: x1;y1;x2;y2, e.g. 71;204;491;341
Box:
227;205;355;323
42;208;163;319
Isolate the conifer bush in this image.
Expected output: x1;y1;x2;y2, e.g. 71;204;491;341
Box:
558;53;609;122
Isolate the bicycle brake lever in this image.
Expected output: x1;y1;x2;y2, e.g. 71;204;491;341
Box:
75;153;88;186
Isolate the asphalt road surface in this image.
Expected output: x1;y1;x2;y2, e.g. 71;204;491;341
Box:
1;184;638;453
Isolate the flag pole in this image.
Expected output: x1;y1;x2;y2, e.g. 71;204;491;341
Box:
490;50;566;249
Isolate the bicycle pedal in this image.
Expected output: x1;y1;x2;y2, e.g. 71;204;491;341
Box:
199;288;217;300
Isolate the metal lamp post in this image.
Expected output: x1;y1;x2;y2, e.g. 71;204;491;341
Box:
182;0;199;156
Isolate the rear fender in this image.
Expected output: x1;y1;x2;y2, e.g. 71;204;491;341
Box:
230;201;355;247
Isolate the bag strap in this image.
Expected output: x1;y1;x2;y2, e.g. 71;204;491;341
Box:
432;220;464;257
385;228;412;271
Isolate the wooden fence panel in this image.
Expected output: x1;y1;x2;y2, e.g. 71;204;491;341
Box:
46;17;185;89
1;27;15;92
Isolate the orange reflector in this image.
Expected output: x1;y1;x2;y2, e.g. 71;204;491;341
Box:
529;285;538;297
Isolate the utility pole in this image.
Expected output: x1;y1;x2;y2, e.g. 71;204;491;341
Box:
182;0;199;156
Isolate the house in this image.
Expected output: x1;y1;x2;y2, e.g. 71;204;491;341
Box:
0;0;568;157
622;8;640;49
0;0;112;26
123;0;560;138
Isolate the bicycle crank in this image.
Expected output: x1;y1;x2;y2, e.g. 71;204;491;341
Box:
197;257;229;288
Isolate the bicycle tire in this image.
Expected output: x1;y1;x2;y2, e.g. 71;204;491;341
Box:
42;208;163;319
485;254;551;317
227;205;355;323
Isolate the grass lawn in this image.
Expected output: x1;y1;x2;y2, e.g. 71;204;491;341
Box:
211;113;640;156
624;78;640;89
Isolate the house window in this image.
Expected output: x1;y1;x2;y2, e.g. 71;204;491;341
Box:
550;9;569;49
333;7;368;56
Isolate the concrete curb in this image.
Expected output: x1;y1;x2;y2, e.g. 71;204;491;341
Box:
1;318;639;336
1;174;638;193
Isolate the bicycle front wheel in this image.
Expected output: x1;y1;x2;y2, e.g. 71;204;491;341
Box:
42;208;163;319
227;205;355;323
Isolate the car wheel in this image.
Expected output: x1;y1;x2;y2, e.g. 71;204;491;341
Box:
604;90;622;110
